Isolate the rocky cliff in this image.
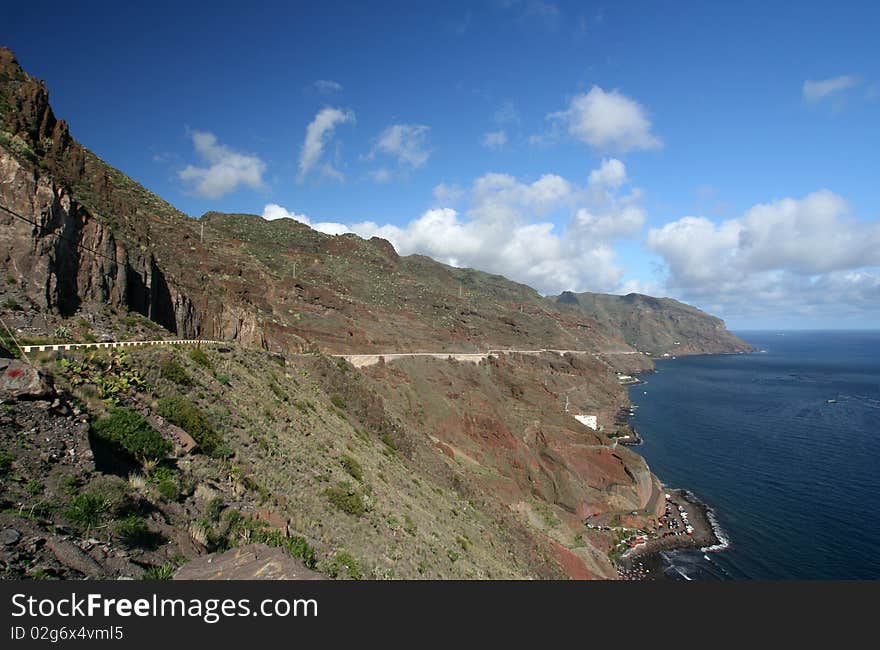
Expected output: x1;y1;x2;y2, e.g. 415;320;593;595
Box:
0;48;746;580
553;291;753;356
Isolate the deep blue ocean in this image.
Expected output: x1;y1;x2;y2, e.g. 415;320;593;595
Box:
627;331;880;580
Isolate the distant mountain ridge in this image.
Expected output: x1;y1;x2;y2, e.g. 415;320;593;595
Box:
0;46;751;582
0;46;750;358
552;291;752;356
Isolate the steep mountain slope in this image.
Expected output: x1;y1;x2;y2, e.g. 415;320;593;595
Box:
553;291;753;356
1;48;746;580
0;48;628;356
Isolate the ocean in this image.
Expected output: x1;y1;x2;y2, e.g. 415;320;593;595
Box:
627;330;880;580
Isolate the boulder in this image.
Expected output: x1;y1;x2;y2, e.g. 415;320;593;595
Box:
173;543;323;580
0;359;53;399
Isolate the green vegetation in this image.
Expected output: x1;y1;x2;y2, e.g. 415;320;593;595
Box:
160;359;191;386
142;561;176;580
214;510;317;568
330;393;346;409
60;353;148;403
114;515;162;549
533;500;560;528
91;407;171;462
0;450;13;476
24;479;44;496
189;347;212;369
323;551;362;580
65;492;110;533
340;455;363;482
121;313;161;331
325;482;366;516
157;396;221;454
206;496;225;522
52;325;72;341
150;466;181;501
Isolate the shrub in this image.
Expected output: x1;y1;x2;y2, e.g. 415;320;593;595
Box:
206;497;225;522
158;396;221;455
188;347;212;369
340;455;363;482
324;551;362;580
53;325;72;341
91;408;171;462
160;359;191;386
142;562;175;580
114;515;162;549
330;393;346;409
0;450;13;476
66;492;110;533
256;529;318;569
150;466;180;501
325;482;365;516
25;479;43;496
216;374;230;386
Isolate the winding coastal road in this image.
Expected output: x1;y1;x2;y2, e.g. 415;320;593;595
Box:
20;338;637;370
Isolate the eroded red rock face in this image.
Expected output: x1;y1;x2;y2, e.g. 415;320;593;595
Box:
365;353;657;579
549;541;599;580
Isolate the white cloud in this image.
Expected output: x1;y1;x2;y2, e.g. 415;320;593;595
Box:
647;190;880;324
802;75;859;103
261;203;350;235
368;168;393;184
433;183;465;205
588;158;627;189
310;79;343;95
298;107;355;182
178;131;266;199
547;86;661;152
265;160;646;295
482;130;508;150
370;124;431;169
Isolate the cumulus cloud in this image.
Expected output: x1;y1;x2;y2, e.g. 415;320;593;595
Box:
264;158;644;295
547;86;661;152
370;124;431;169
802;75;859;103
261;203;350;235
588;158;627;189
482;130;508;149
178;131;266;199
648;190;880;324
298;107;355;182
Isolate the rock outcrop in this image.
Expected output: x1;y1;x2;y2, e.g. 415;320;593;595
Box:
173;544;324;580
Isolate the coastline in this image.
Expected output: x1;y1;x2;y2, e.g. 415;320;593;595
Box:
617;488;727;580
613;352;740;580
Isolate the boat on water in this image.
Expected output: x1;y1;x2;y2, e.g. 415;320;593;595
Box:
827;399;837;404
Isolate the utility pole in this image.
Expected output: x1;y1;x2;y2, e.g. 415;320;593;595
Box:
200;222;204;244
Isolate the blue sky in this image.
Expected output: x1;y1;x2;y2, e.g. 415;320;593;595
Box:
5;0;880;328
